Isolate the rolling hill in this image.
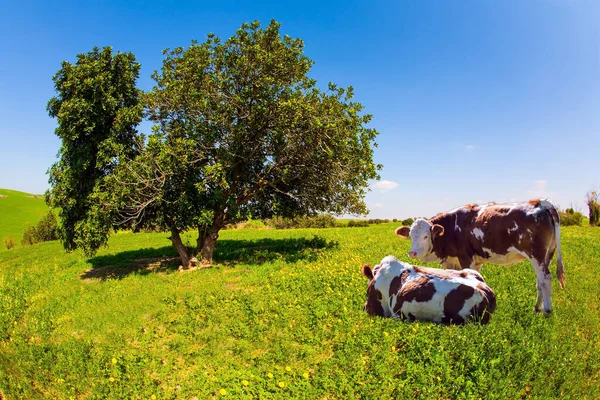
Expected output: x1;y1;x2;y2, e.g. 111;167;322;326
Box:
0;188;49;249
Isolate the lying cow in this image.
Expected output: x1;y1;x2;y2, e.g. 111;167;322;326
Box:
362;255;496;324
395;199;565;314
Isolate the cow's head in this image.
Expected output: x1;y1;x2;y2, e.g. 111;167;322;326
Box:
361;263;385;317
395;218;444;260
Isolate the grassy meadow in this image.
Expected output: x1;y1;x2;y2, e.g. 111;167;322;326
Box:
0;189;48;249
1;223;599;399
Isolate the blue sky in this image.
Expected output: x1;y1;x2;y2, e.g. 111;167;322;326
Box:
1;0;598;219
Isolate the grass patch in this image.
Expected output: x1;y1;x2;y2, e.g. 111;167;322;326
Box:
0;188;49;250
0;224;599;398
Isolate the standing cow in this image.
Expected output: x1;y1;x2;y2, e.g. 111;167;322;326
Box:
362;255;496;324
395;199;565;314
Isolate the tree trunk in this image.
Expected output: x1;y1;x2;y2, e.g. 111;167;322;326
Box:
200;232;219;266
170;229;191;268
196;212;226;267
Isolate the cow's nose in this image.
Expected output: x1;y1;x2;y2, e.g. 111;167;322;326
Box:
408;251;418;258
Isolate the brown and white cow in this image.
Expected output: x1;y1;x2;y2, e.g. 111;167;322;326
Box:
362;255;496;324
395;199;565;314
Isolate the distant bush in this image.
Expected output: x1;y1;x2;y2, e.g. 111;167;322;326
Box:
21;211;59;246
587;190;600;227
559;208;584;227
265;214;337;229
227;220;269;230
347;220;369;228
401;218;415;226
392;218;398;223
4;237;16;250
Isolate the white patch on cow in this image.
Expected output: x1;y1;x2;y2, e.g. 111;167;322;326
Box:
507;221;519;234
471;228;485;240
481;246;527;266
371;256;404;317
477;205;488;217
507;246;529;259
407;219;439;261
518;233;524;241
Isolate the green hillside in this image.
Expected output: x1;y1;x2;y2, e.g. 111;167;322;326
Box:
0;188;49;249
0;224;598;398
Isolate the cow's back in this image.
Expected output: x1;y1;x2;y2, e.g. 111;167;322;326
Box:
394;268;496;324
430;201;556;267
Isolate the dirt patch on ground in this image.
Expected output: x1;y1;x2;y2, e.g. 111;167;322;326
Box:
25;195;44;199
0;195;6;199
81;256;181;280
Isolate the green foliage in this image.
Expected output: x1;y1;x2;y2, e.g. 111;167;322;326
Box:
0;224;599;398
0;189;49;250
402;218;415;226
3;237;16;250
46;46;143;255
587;190;600;226
266;214;337;229
113;20;380;265
559;208;584;227
21;212;59;246
347;219;369;227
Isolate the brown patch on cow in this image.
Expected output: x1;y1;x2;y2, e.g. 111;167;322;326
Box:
393;276;435;315
401;276;436;303
528;199;541;207
362;264;374;280
389;270;410;298
470;283;497;324
364;284;385;316
394;276;436;316
443;285;475;323
464;203;477;211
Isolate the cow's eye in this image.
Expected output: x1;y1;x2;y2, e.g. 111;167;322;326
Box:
424;236;428;239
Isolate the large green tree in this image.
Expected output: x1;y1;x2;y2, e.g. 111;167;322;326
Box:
46;46;143;254
110;20;380;267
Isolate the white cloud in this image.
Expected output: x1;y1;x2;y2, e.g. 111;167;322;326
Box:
371;202;384;208
527;180;557;200
372;180;399;192
465;145;475;151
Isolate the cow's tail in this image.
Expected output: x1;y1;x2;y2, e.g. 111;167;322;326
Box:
539;199;566;288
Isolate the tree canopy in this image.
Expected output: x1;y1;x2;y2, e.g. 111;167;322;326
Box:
47;21;380;267
46;46;143;254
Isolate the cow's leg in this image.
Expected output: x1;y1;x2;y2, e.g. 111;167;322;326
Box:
531;258;552;314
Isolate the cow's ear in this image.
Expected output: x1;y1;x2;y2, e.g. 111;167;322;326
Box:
395;226;411;238
362;264;374;280
432;224;445;237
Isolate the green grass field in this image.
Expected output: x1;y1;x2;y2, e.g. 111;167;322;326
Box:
1;223;599;399
0;189;48;249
